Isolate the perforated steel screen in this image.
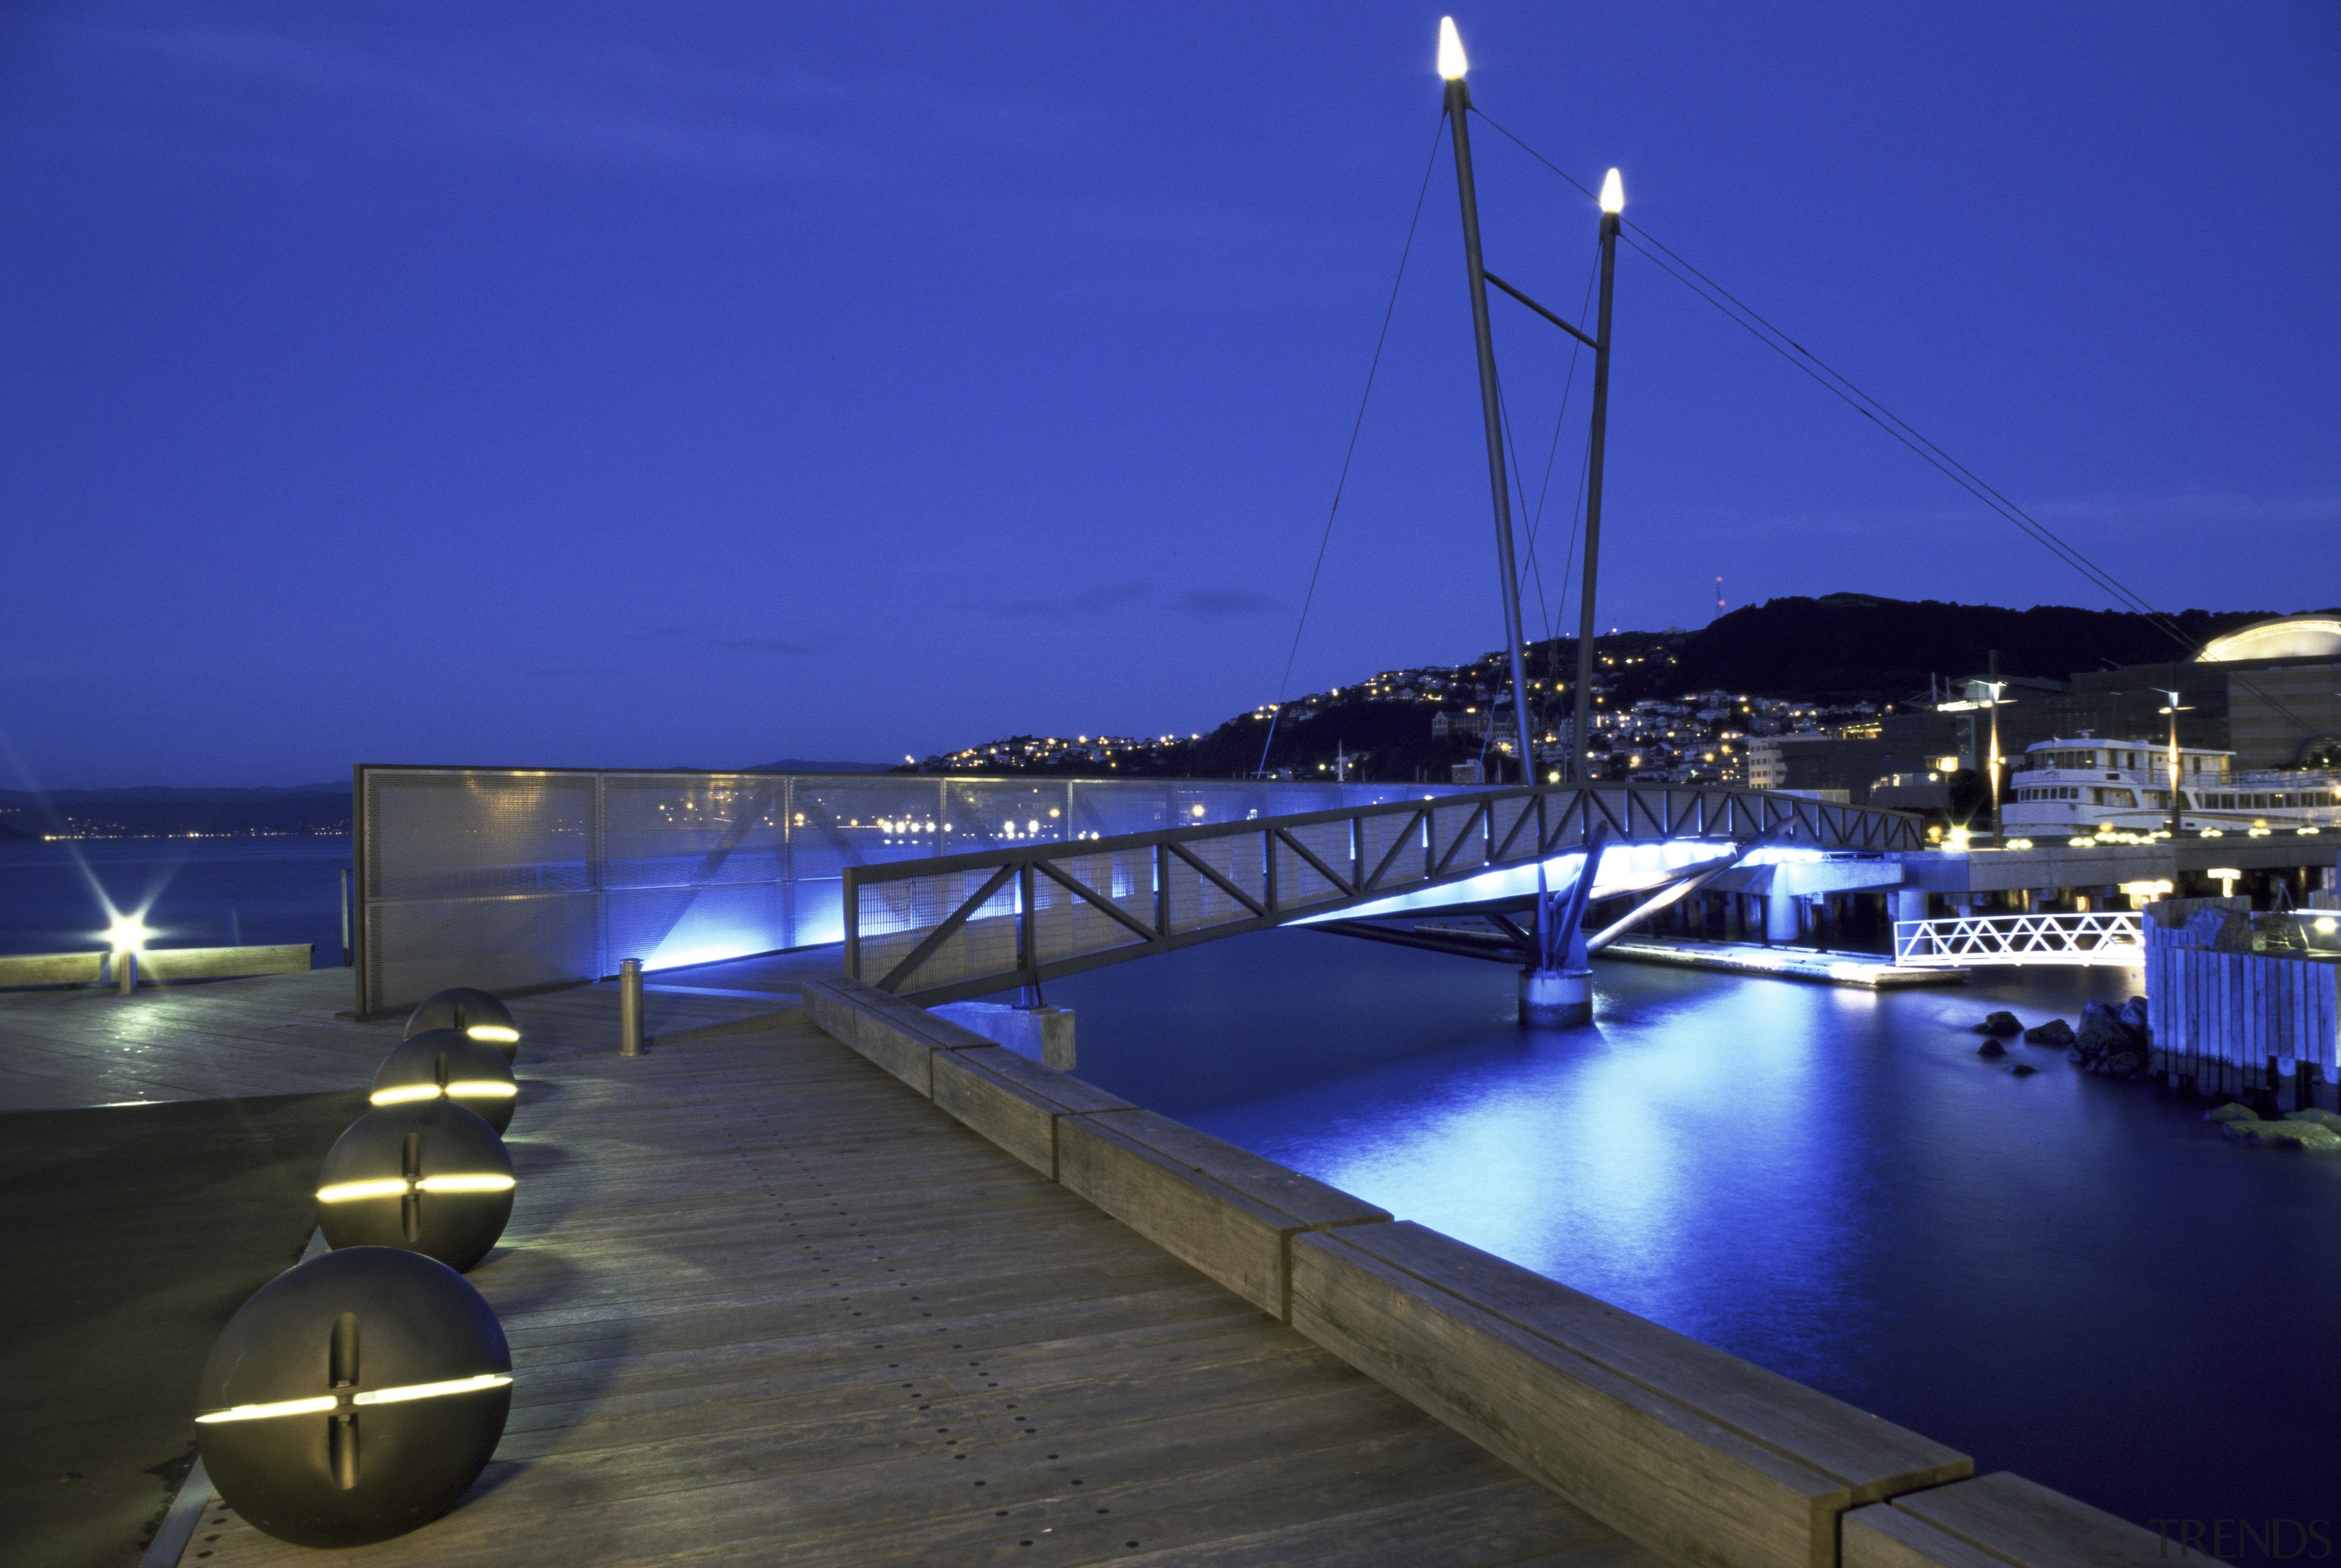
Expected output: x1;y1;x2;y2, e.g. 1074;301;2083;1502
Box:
354;767;1442;1016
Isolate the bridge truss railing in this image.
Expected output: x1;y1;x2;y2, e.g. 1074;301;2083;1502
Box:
1893;912;2143;968
847;784;1925;1002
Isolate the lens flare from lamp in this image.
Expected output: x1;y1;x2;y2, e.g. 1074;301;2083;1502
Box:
1437;16;1468;79
105;915;153;952
1599;168;1625;214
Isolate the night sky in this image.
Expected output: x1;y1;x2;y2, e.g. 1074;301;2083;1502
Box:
4;3;2336;787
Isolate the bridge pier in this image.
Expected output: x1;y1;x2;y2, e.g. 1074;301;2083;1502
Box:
1520;965;1593;1027
1763;893;1801;944
1894;889;1928;927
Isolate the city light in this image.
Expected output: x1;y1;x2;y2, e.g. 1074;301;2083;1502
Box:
104;914;152;952
1599;167;1625;214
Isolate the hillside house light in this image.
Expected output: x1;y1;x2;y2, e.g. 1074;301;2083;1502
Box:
193;1246;512;1547
403;987;521;1061
371;1029;519;1134
315;1100;516;1272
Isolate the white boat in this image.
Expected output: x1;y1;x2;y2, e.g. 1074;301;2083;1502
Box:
2001;735;2341;839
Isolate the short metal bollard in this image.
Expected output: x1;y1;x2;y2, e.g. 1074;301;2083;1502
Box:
115;950;137;995
618;958;645;1057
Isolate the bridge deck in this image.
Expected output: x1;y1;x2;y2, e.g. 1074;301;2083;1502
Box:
48;980;1658;1568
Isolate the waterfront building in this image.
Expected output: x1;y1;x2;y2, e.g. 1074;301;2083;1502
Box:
1961;613;2341;768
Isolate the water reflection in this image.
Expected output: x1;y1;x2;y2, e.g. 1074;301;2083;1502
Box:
1039;928;2341;1552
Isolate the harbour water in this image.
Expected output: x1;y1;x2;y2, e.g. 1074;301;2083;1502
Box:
0;837;351;963
1042;928;2341;1552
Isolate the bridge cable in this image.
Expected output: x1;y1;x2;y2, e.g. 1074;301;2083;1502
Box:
1523;238;1603;643
1467;106;2332;751
1255;110;1447;781
1487;237;1601;758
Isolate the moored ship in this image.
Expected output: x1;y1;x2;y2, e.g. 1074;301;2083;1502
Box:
2002;734;2341;838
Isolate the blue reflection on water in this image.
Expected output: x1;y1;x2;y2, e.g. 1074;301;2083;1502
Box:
1038;927;2341;1548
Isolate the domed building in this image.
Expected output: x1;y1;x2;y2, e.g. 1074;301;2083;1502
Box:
2182;614;2341;767
2196;616;2341;667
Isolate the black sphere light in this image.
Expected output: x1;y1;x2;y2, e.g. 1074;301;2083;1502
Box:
372;1028;519;1134
195;1246;512;1548
316;1100;515;1272
404;987;520;1061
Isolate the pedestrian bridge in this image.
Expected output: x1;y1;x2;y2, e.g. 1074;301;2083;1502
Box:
351;766;1924;1014
1893;912;2144;969
846;783;1923;1002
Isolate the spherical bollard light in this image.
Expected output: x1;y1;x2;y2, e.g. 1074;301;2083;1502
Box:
316;1100;515;1273
195;1245;512;1548
404;987;521;1061
371;1029;519;1134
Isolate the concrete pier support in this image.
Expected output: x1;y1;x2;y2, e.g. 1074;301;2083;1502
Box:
1519;967;1592;1027
1764;893;1801;944
1893;890;1928;927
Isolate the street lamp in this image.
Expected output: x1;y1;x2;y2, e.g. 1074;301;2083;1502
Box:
1573;165;1622;794
2153;688;2192;841
105;914;152;995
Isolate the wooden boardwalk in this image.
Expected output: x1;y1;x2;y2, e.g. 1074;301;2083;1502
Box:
177;1006;1657;1568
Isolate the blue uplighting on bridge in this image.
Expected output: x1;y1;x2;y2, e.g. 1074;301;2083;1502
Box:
1291;837;1822;923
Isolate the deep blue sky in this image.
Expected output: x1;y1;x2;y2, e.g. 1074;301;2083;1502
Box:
4;3;2336;786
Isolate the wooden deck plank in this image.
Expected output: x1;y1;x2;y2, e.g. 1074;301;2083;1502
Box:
166;1010;1662;1568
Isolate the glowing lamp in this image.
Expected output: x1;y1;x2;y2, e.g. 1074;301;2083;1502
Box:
106;915;153;951
403;987;521;1062
1599;167;1625;215
316;1100;515;1272
372;1029;519;1134
194;1246;512;1548
1437;16;1468;80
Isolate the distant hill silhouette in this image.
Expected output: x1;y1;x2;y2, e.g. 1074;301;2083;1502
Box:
1667;594;2282;699
743;758;897;774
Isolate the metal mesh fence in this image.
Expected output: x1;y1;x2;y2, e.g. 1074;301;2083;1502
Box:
355;766;1449;1016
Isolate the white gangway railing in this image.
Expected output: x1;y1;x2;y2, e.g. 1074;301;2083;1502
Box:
1893;912;2144;968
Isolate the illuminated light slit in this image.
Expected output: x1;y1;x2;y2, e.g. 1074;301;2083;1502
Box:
195;1375;511;1424
465;1025;519;1043
414;1174;516;1194
351;1373;512;1406
369;1084;442;1105
318;1173;514;1201
316;1179;412;1203
443;1081;518;1098
195;1395;339;1424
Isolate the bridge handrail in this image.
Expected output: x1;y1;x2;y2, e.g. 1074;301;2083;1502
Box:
849;783;1924;1001
1893;912;2143;966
